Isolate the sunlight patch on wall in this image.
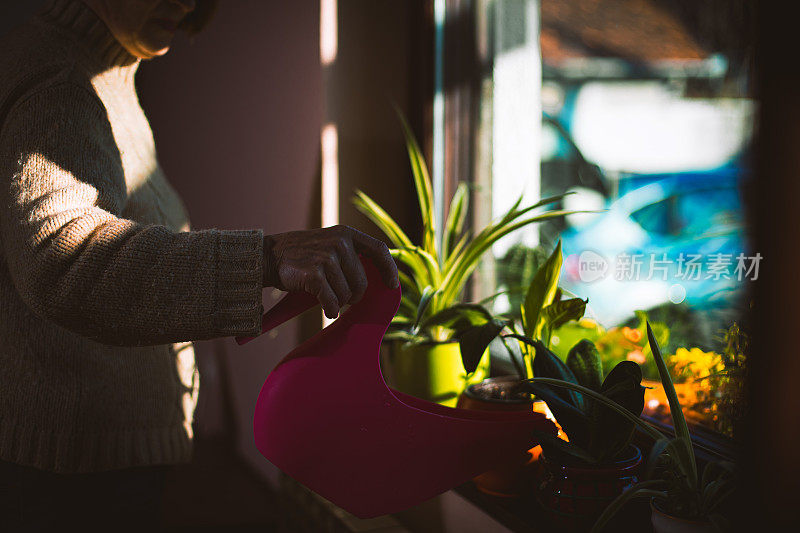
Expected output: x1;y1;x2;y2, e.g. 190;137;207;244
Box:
320;0;337;66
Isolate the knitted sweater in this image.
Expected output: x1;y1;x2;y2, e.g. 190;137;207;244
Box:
0;0;264;473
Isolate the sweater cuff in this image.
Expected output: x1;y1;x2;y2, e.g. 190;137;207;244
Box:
213;229;264;337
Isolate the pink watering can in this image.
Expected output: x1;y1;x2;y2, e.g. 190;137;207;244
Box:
237;257;556;518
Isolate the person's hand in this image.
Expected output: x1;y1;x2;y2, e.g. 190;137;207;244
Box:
263;225;399;319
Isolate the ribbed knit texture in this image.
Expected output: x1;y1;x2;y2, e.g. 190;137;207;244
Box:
0;0;264;473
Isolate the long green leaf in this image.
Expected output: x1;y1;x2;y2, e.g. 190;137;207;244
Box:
532;429;596;464
525;378;665;441
443;232;470;274
522;241;563;338
397;271;421;298
525;382;591;447
529;339;584;410
391;248;433;289
413;286;436;332
590;481;668;533
439;211;573;306
443;182;469;262
352;190;413;249
395;107;437;257
408;246;442;288
664;439;696;487
501;335;528;380
644;438;672;479
417;303;493;332
647;322;697;489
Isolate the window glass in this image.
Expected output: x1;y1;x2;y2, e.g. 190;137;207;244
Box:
464;0;753;439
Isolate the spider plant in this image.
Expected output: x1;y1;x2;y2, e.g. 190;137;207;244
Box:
520;323;736;532
352;111;572;347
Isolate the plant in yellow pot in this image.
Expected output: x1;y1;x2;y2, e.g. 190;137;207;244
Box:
353;111;571;406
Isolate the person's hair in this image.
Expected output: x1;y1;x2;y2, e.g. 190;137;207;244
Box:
178;0;219;36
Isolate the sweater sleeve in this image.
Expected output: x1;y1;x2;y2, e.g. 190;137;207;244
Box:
0;81;263;346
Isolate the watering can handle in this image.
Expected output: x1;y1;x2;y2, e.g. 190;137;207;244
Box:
235;291;319;345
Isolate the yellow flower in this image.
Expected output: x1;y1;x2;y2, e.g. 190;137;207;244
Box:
669;348;724;381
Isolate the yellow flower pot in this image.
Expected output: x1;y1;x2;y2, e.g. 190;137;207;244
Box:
390;342;490;407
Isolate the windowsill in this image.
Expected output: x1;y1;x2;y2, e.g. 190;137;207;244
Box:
279;468;653;533
452;481;652;533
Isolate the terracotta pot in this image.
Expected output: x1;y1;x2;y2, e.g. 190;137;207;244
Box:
457;376;545;497
538;445;642;531
651;499;714;533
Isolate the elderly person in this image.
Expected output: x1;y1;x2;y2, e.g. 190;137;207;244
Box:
0;0;398;529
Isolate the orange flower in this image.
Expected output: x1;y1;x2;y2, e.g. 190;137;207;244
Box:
622;327;642;343
627;350;646;364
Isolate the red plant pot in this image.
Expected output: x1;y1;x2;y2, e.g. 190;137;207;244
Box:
457;376;544;497
538;445;643;530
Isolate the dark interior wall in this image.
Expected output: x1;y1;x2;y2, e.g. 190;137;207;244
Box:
331;0;425;245
136;1;322;484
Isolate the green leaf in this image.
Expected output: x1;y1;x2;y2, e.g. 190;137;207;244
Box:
644;438;672;480
647;322;697;490
589;360;645;463
383;330;419;343
443;182;469;262
566;339;603;391
391;248;433;289
705;483;736;514
524;377;665;442
522;241;563;339
352;190;413;249
532;429;596;465
418;303;493;333
397;270;420;295
458;320;506;374
590;480;669;533
525;382;591;448
413;286;436;332
395;107;437;258
397;246;442;288
500;335;528;380
438;211;573;309
541;297;587;336
531;339;584;410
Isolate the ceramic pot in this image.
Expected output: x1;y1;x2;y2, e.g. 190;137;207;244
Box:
651;499;714;533
538;445;642;531
457;376;545;497
391;341;489;407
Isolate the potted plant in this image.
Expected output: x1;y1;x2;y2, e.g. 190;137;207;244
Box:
589;324;737;533
522;324;736;532
452;242;588;496
353;111;570;405
520;339;646;531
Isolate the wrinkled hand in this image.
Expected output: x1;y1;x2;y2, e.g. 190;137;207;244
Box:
263;225;399;319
